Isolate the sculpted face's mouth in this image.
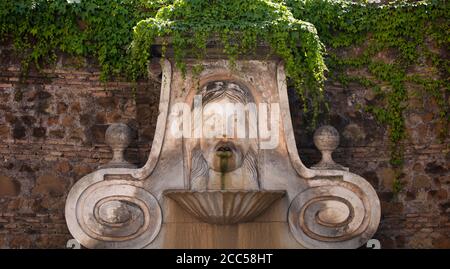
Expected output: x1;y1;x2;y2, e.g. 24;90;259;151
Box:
217;146;232;152
214;142;236;158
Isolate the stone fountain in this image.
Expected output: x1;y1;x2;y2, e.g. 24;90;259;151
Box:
65;43;381;249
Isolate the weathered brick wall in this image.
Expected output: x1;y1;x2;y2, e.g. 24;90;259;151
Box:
0;47;448;248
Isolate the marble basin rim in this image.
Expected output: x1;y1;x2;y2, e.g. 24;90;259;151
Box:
164;189;286;225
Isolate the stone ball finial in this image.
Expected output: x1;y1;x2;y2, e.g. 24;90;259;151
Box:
311;125;347;171
313;125;340;152
100;123;136;169
105;123;133;150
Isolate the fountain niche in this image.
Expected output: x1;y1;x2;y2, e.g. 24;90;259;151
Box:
65;43;381;249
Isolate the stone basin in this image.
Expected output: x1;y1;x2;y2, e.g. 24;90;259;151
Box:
164;190;286;224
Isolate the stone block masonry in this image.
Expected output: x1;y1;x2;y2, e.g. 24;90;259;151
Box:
0;46;449;248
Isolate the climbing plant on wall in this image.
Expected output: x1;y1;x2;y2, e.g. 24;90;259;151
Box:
286;0;449;168
0;0;448;175
0;0;164;80
130;0;326;124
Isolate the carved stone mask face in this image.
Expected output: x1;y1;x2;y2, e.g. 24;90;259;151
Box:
198;81;253;173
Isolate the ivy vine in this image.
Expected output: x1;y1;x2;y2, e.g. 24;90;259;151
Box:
0;0;164;80
287;0;448;168
130;0;327;123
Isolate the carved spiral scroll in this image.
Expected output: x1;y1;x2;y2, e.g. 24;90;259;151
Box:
65;174;162;249
288;173;380;249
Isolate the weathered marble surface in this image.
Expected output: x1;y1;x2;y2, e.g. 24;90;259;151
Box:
165;190;285;224
65;57;381;249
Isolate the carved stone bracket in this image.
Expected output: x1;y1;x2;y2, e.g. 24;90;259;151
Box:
64;60;173;249
288;172;380;249
276;63;380;248
65;171;162;249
